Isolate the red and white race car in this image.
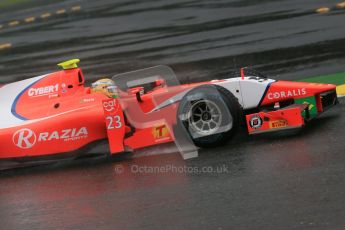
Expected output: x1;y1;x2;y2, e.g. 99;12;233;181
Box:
0;59;339;167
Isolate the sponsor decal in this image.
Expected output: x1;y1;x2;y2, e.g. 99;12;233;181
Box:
249;115;263;129
13;127;88;149
13;128;36;149
267;88;307;100
269;120;288;129
295;96;318;118
152;124;170;141
303;102;314;110
61;83;67;93
48;94;59;99
103;100;117;112
28;84;59;97
80;98;95;103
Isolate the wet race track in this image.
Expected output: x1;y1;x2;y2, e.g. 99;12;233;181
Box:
1;0;345;229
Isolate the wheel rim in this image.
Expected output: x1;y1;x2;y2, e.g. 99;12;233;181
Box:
188;100;223;136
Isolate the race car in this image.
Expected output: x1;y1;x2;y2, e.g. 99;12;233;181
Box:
0;59;339;167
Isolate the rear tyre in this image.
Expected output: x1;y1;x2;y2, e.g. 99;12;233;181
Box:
177;85;241;148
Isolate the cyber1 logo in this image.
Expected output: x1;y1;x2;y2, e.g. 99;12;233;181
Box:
28;84;59;97
249;115;263;129
13;128;37;149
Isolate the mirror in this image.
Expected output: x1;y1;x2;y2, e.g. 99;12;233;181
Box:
128;86;144;102
154;79;165;87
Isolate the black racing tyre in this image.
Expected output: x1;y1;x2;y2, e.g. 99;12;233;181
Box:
176;85;242;148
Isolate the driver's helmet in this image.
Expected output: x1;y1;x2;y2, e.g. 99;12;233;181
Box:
91;78;118;98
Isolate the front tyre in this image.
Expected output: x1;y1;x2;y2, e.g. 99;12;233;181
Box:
177;85;241;148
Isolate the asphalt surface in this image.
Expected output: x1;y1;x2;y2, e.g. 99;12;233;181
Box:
1;1;345;230
0;98;344;230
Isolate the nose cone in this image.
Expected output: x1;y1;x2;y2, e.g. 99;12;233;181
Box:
261;80;336;105
275;80;336;92
299;81;336;91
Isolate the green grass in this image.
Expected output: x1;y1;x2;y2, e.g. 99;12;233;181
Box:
0;0;30;8
300;72;345;86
